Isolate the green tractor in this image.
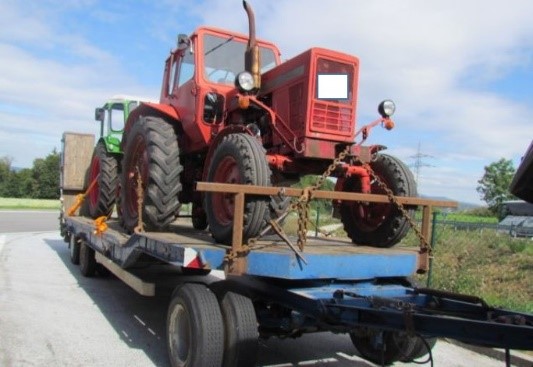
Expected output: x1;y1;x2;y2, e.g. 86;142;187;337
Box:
86;96;147;218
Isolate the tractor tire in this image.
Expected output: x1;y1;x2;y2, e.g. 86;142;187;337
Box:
350;328;418;366
121;116;182;232
219;292;258;367
86;141;119;218
400;336;437;362
167;284;224;367
340;153;417;247
204;133;271;244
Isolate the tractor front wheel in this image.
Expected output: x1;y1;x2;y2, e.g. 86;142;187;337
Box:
350;328;419;365
204;133;271;244
340;154;417;247
121;116;182;232
86;141;119;218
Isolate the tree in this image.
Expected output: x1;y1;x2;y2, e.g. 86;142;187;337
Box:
32;149;60;199
476;158;516;214
0;156;15;197
11;169;34;198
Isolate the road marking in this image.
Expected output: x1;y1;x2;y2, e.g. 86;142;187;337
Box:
299;358;338;365
263;358;338;367
337;352;363;361
0;234;5;253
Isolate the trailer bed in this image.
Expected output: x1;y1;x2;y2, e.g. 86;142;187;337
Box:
66;216;419;280
64;213;533;365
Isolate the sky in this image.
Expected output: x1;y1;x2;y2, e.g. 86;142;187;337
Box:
0;0;532;205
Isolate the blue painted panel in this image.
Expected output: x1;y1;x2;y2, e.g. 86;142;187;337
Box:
198;246;417;280
247;250;416;279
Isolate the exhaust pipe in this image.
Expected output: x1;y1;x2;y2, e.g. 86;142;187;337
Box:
243;1;261;90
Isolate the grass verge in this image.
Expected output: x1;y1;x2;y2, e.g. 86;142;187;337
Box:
0;197;60;210
284;213;532;313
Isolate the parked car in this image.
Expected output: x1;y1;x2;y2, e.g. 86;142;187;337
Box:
510;217;533;238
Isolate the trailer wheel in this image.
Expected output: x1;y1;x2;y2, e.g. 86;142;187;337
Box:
121;116;182;231
69;235;80;265
79;240;97;277
205;133;270;244
87;141;119;218
350;328;417;365
167;284;224;367
219;292;258;367
340;154;417;247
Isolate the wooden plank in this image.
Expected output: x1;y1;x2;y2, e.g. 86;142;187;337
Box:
61;132;95;190
95;253;155;296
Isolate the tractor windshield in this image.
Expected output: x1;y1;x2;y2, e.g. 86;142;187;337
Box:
203;34;277;85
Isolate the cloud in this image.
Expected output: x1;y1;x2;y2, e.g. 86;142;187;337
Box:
184;0;532;203
0;1;157;167
0;0;531;204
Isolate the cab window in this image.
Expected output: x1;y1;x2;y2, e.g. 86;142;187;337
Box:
108;103;126;132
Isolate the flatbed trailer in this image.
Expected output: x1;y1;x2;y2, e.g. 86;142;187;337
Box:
62;182;533;367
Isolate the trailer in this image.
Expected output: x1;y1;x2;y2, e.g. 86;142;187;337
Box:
57;0;533;360
62;179;533;367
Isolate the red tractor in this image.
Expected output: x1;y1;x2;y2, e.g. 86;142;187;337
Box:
112;1;416;247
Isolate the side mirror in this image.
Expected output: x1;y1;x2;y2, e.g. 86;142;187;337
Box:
94;107;105;122
177;34;190;51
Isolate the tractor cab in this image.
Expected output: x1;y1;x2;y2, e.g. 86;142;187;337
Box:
159;27;282;153
94;96;144;153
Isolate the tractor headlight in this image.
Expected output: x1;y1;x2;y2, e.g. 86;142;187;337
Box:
235;71;255;92
378;100;396;118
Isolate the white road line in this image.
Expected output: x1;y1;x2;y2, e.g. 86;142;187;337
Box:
298;357;338;365
337;352;363;361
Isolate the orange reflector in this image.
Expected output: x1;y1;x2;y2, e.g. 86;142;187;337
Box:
383;118;395;130
238;95;250;109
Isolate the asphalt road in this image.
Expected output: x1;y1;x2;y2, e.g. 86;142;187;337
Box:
0;211;522;366
0;210;59;233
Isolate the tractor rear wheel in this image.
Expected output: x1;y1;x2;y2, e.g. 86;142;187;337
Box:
121;116;182;232
204;133;270;244
86;141;119;218
340;154;417;247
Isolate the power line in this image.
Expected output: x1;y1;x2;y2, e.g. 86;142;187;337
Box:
409;142;434;184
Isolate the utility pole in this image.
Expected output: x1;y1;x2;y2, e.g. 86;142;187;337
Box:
409;142;434;184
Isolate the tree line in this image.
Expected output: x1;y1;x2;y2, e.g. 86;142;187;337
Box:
0;148;518;215
0;150;60;199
